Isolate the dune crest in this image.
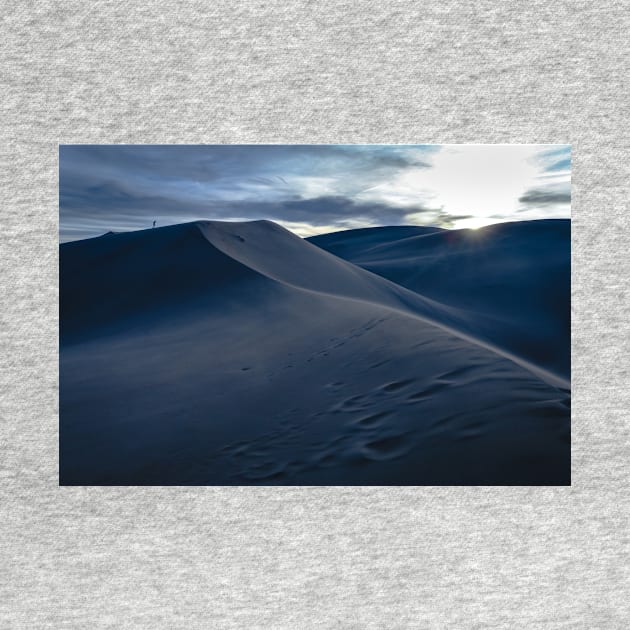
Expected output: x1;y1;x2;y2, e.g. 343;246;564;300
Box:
199;220;567;387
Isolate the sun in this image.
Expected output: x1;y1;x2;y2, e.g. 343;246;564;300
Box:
453;216;499;230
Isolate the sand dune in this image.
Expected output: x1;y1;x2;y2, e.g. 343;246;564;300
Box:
60;220;570;485
310;219;570;379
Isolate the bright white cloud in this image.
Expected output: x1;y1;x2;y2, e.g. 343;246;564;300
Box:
352;145;571;229
423;145;541;215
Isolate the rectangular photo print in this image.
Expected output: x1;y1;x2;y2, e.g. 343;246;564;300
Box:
59;144;571;485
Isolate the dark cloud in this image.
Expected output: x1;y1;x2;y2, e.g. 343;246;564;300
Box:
61;145;224;182
60;189;419;237
60;144;431;189
59;145;439;240
265;196;411;226
323;145;434;170
428;211;474;228
518;189;571;206
60;177;213;217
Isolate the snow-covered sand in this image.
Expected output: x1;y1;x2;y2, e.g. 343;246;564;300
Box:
60;219;570;485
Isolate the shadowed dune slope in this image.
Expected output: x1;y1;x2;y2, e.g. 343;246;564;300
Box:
306;225;444;259
61;221;447;344
61;223;264;343
309;219;570;379
60;220;570;485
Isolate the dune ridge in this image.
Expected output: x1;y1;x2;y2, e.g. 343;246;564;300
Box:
310;219;570;380
201;220;568;388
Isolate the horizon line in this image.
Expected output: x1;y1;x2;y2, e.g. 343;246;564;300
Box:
59;216;570;245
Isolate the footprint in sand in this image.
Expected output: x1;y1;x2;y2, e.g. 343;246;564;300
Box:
369;359;391;369
437;364;480;382
380;379;415;393
350;410;393;428
405;381;450;402
359;434;411;461
335;394;369;412
325;381;345;392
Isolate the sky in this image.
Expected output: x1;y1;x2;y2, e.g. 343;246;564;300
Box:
59;144;570;241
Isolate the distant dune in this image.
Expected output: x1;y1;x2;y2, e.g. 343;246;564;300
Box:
60;219;570;485
310;219;570;379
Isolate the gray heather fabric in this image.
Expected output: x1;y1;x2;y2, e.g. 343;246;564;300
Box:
1;2;628;628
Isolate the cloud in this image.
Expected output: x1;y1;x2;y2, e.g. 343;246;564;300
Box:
515;147;570;215
518;189;571;206
532;146;571;173
546;157;571;172
59;145;439;240
60;144;571;241
58;182;442;240
60;144;433;191
264;196;411;226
